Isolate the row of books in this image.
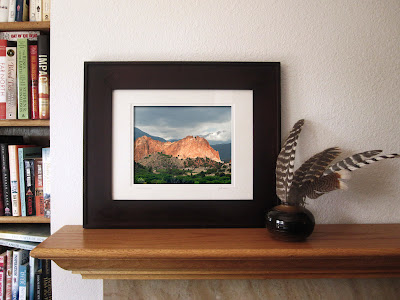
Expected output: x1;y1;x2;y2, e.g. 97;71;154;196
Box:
0;30;49;120
0;136;50;217
0;0;50;22
0;247;51;300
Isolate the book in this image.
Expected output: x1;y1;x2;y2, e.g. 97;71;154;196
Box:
37;36;49;120
42;0;49;21
0;225;49;243
0;40;6;120
18;147;42;216
0;240;38;251
11;250;28;300
34;159;44;217
7;0;16;22
0;32;40;42
0;137;24;216
24;160;35;216
41;260;50;300
29;43;39;119
17;263;28;300
9;145;33;216
0;177;3;216
0;0;9;22
14;0;23;22
6;42;17;120
5;250;12;300
0;251;6;300
28;257;39;300
29;0;35;21
35;0;42;22
17;39;29;120
33;270;41;300
41;148;50;218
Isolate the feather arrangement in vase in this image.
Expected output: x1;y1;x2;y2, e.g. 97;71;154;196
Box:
267;119;399;241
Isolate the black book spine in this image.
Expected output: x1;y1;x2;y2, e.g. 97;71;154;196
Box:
0;143;11;216
42;259;52;300
35;270;43;300
24;159;36;216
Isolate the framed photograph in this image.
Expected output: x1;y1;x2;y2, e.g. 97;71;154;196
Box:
84;62;280;228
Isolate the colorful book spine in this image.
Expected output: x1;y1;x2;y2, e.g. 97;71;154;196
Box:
0;32;40;42
35;0;42;22
29;43;39;119
22;0;28;21
0;0;9;22
18;263;28;300
24;159;35;216
0;40;7;120
14;0;23;22
42;0;49;21
34;159;44;217
0;239;37;251
6;42;17;120
11;250;28;300
18;147;42;217
38;35;49;120
41;148;50;218
5;250;12;300
17;39;29;120
0;144;12;216
7;0;16;22
0;252;6;300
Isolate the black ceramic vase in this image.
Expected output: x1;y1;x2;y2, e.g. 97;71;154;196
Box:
266;204;315;242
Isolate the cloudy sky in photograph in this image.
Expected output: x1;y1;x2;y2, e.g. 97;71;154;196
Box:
134;106;231;144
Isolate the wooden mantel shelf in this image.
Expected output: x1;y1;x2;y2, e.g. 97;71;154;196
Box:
30;224;400;280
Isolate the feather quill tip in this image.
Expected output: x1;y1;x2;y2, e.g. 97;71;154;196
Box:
336;170;351;180
339;181;349;190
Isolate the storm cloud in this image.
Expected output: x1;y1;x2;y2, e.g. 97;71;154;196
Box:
134;106;231;143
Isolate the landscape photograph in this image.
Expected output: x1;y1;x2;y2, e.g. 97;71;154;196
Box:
133;106;232;184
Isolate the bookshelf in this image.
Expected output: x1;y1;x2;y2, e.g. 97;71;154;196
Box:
0;21;51;223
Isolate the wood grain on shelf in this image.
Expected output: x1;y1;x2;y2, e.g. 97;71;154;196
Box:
0;120;49;127
0;216;50;223
0;21;50;31
30;224;400;280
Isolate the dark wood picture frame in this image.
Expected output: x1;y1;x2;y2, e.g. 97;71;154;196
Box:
84;62;281;228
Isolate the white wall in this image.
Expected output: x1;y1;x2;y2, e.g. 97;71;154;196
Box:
51;1;400;299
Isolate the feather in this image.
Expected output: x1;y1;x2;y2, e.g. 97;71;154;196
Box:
287;147;341;204
304;171;349;199
276;119;304;202
324;150;382;175
353;153;399;168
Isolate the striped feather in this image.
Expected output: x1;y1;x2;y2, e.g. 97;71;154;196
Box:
324;150;382;175
302;147;341;183
276;119;304;202
354;153;399;168
304;171;349;199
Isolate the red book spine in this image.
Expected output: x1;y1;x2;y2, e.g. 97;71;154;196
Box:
0;40;7;119
29;44;39;119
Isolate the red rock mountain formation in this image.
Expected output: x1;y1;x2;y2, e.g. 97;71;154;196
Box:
134;135;221;162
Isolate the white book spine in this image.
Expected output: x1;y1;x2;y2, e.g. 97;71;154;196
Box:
42;0;49;21
0;0;9;22
29;0;35;21
6;46;16;120
7;0;15;22
35;0;41;21
11;252;19;300
8;146;20;217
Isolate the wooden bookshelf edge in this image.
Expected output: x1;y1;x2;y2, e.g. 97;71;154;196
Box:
0;120;50;127
0;21;50;31
30;224;400;280
0;216;50;223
